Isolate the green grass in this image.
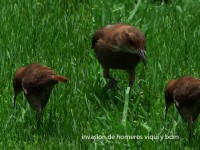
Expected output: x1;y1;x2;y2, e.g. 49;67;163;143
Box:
0;0;200;149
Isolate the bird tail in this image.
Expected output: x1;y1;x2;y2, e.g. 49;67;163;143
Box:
52;75;68;82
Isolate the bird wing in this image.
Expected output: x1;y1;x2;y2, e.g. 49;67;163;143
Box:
92;24;128;51
174;76;200;106
22;64;56;93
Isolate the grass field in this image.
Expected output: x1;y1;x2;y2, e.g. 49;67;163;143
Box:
0;0;200;149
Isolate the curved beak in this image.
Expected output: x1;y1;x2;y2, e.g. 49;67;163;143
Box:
14;91;19;108
165;106;168;121
138;49;146;66
14;92;17;108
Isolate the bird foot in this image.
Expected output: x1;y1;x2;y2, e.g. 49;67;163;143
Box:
108;78;119;90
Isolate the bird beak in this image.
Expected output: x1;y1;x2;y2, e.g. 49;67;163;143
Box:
138;49;146;66
165;106;168;121
14;92;18;108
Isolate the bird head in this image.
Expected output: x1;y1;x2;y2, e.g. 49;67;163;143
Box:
13;66;26;107
165;79;176;120
125;29;146;66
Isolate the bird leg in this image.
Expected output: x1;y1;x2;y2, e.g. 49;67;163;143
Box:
188;118;194;142
103;68;118;89
128;69;136;87
36;106;42;129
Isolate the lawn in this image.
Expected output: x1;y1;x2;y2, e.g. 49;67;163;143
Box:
0;0;200;149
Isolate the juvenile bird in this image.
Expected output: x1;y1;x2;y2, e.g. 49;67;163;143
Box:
92;24;146;89
165;76;200;140
13;63;68;128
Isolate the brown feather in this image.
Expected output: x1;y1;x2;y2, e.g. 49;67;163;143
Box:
13;63;68;128
92;24;146;88
52;75;68;82
165;76;200;141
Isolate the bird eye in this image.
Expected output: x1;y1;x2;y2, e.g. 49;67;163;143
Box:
128;39;136;47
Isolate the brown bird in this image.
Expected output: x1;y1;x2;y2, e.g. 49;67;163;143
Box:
165;76;200;140
13;63;68;128
92;24;146;88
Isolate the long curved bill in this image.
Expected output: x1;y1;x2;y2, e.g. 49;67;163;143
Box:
14;92;17;108
138;49;146;66
165;107;168;120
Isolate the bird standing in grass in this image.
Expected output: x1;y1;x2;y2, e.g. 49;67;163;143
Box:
13;63;68;128
165;76;200;141
92;24;146;89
